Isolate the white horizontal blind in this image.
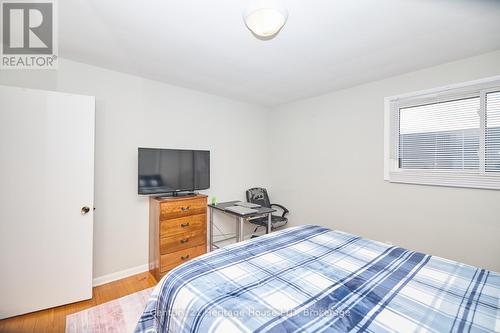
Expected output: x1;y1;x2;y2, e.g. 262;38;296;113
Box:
385;76;500;190
486;91;500;172
399;97;480;171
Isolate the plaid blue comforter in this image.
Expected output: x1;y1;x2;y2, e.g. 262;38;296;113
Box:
135;225;500;332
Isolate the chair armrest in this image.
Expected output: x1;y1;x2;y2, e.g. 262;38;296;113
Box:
270;203;289;217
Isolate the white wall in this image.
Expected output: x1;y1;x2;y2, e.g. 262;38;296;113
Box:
0;59;270;279
268;50;500;272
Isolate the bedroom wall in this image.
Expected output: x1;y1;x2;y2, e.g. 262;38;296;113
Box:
0;59;270;281
268;50;500;272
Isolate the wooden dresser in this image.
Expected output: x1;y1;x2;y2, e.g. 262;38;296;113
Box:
149;194;207;281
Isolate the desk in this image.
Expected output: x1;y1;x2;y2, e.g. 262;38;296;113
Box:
208;201;275;251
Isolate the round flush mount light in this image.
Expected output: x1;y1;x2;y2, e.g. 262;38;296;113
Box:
243;5;288;39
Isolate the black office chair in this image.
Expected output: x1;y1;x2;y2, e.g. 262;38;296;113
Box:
246;187;289;234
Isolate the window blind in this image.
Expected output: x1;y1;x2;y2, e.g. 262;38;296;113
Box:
399;97;480;171
486;91;500;172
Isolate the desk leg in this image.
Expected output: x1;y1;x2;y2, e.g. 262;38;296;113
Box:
235;217;239;242
236;217;244;242
267;213;272;234
209;207;213;251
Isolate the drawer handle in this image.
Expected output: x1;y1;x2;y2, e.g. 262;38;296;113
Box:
180;223;190;228
181;255;190;260
181;206;190;212
180;238;189;244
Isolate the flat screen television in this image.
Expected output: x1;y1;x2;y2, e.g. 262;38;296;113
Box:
138;148;210;195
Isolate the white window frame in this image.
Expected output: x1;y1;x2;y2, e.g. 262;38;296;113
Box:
384;75;500;190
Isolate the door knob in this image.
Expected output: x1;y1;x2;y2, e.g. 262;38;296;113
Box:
81;206;90;215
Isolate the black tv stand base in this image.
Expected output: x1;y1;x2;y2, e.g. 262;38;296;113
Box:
172;191;198;197
155;191;198;199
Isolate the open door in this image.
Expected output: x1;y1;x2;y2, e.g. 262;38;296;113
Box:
0;86;95;319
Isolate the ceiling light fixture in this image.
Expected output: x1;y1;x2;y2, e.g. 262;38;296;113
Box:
243;4;288;40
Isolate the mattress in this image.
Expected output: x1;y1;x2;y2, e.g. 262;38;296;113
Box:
135;225;500;332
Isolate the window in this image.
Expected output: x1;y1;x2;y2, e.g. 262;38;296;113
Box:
384;77;500;190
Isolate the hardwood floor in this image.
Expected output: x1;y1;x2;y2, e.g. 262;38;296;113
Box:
0;272;157;333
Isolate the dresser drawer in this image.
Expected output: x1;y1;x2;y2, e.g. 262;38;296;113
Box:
160;231;206;254
160;214;206;237
160;244;206;273
160;197;207;220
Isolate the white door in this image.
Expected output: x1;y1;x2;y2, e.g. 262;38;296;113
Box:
0;86;95;319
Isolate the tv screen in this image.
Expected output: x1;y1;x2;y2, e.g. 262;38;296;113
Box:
138;148;210;195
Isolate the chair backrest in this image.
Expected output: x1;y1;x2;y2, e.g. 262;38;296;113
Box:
246;188;271;208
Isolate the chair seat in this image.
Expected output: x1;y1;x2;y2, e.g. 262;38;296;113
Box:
249;215;287;229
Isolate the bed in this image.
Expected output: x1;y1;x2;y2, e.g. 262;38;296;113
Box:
135;225;500;332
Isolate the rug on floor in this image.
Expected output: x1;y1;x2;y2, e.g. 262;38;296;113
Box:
65;287;154;333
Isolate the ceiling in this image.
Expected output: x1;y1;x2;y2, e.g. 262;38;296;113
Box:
60;0;500;106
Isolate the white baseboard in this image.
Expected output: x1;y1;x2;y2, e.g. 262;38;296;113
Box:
92;263;149;287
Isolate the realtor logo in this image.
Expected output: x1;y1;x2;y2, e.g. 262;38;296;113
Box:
1;0;58;69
